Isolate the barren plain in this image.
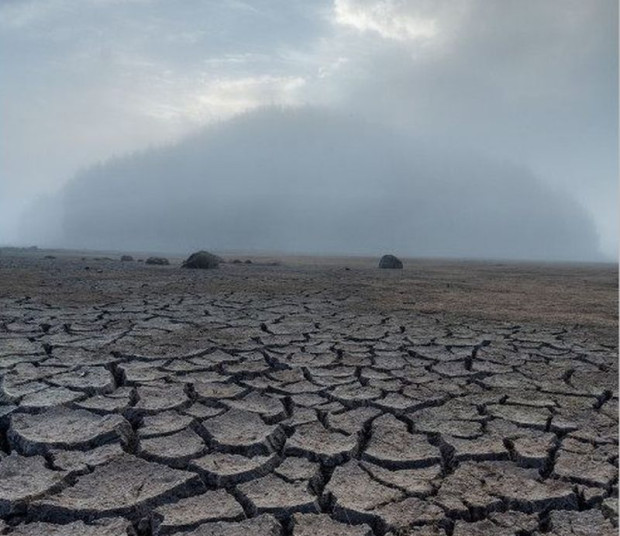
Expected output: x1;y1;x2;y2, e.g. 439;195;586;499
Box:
0;250;617;535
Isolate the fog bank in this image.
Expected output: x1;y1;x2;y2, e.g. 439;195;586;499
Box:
22;108;601;261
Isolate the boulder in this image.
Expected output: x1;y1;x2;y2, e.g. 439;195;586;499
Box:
120;255;134;262
182;251;220;269
378;255;403;269
145;257;169;265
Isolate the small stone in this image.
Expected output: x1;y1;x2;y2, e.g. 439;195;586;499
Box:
378;255;403;269
182;251;220;269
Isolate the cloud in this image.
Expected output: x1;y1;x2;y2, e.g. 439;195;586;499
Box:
333;0;439;41
1;0;616;258
134;74;306;123
315;0;618;256
0;0;322;242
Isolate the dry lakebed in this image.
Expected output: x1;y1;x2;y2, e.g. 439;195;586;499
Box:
0;249;617;535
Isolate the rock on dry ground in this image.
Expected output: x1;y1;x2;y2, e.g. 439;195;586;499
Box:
0;252;617;535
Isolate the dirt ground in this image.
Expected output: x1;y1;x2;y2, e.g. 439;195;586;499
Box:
0;248;616;335
0;248;617;535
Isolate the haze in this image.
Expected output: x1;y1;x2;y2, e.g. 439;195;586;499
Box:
1;0;617;261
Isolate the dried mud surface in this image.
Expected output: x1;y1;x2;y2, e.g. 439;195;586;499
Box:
0;251;617;535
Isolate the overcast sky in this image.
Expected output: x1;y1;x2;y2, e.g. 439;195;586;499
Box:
1;0;617;258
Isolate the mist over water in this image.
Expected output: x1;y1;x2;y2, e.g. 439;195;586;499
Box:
21;108;601;261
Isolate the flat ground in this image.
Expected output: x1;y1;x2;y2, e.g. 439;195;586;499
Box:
0;249;617;536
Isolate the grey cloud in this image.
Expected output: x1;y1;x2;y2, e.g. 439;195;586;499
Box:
0;0;326;234
317;0;618;254
1;0;616;260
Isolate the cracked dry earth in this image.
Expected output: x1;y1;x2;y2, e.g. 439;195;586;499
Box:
0;255;617;536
